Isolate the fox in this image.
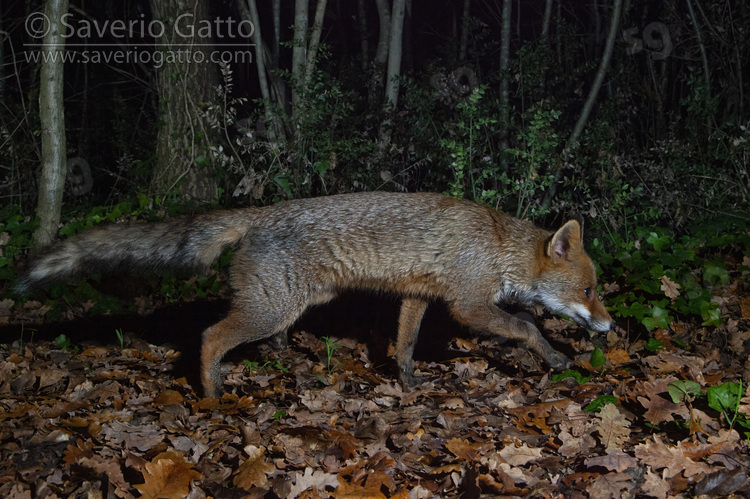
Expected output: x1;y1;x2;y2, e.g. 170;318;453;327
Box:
15;192;614;397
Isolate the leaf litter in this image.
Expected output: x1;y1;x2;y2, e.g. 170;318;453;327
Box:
1;277;749;498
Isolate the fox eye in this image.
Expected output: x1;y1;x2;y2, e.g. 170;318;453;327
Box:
584;287;592;298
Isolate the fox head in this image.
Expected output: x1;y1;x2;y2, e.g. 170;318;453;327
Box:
534;220;614;333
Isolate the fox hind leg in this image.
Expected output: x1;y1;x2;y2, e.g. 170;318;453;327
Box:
396;297;429;386
200;287;330;397
201;312;256;397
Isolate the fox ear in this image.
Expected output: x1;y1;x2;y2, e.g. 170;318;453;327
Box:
548;220;582;261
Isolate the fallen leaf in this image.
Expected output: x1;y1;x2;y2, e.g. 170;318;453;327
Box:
660;275;681;299
233;445;274;490
287;467;338;498
134;452;201;499
594;404;630;453
498;441;543;466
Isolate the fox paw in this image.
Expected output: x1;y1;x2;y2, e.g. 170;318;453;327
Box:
547;352;573;370
399;371;424;388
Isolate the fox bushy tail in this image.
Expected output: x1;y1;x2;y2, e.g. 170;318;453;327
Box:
14;210;252;294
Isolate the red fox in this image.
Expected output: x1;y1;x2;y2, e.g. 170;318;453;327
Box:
16;192;614;396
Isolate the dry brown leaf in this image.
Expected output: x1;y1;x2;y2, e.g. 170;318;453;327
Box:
585;451;638;472
154;389;184;406
445;438;482;462
641;467;671;499
594;404;631;453
233;445;274;490
634;435;712;479
636;376;690;425
287;467;338;498
498;441;543;466
588;471;633;499
605;348;630;365
134;452;201;499
558;428;597;458
740;296;750;319
660;275;681;299
453;358;488;379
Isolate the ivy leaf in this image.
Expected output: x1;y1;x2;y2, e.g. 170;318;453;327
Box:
590;347;606;368
642;305;670;331
667;380;702;404
551;370;590;384
706;382;742;414
644;337;663;352
583;395;619;412
702;261;729;287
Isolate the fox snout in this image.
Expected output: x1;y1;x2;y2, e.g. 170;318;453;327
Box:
571;298;614;333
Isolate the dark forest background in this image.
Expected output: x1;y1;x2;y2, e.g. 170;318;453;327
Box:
1;0;748;251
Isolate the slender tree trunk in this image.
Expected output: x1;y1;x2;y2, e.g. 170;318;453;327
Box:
498;0;512;172
540;0;553;92
358;0;368;73
33;0;69;248
685;0;713;131
371;0;390;96
458;0;471;61
242;0;280;143
303;0;328;89
542;0;553;37
272;0;281;70
542;0;622;210
384;0;406;108
378;0;405;149
149;0;220;203
291;0;309;116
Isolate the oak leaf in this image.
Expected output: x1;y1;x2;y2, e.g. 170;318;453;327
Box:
233;445;274;490
445;438;482;462
585;450;638;472
641;467;671;499
660;275;681;299
634;435;712;478
498;441;543;466
637;377;689;425
287;467;338;498
588;471;633;499
594;404;630;453
134;452;201;499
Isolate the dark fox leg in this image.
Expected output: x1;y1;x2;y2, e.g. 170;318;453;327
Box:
200;267;336;397
201;312;262;397
448;301;571;370
396;297;429;386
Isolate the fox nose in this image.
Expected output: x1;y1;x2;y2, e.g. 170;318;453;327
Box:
608;320;616;331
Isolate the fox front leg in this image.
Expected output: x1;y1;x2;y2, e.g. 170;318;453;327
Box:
449;301;572;370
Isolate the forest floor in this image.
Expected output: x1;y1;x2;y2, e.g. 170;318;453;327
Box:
0;280;749;498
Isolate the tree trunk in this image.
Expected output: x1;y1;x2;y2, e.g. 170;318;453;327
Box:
272;0;281;70
371;0;391;96
498;0;512;173
685;0;713;131
542;0;553;38
33;0;69;248
238;0;281;143
358;0;368;73
384;0;406;108
540;0;553;92
303;0;329;90
149;0;220;203
291;0;309;116
459;0;472;61
378;0;405;149
542;0;622;210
